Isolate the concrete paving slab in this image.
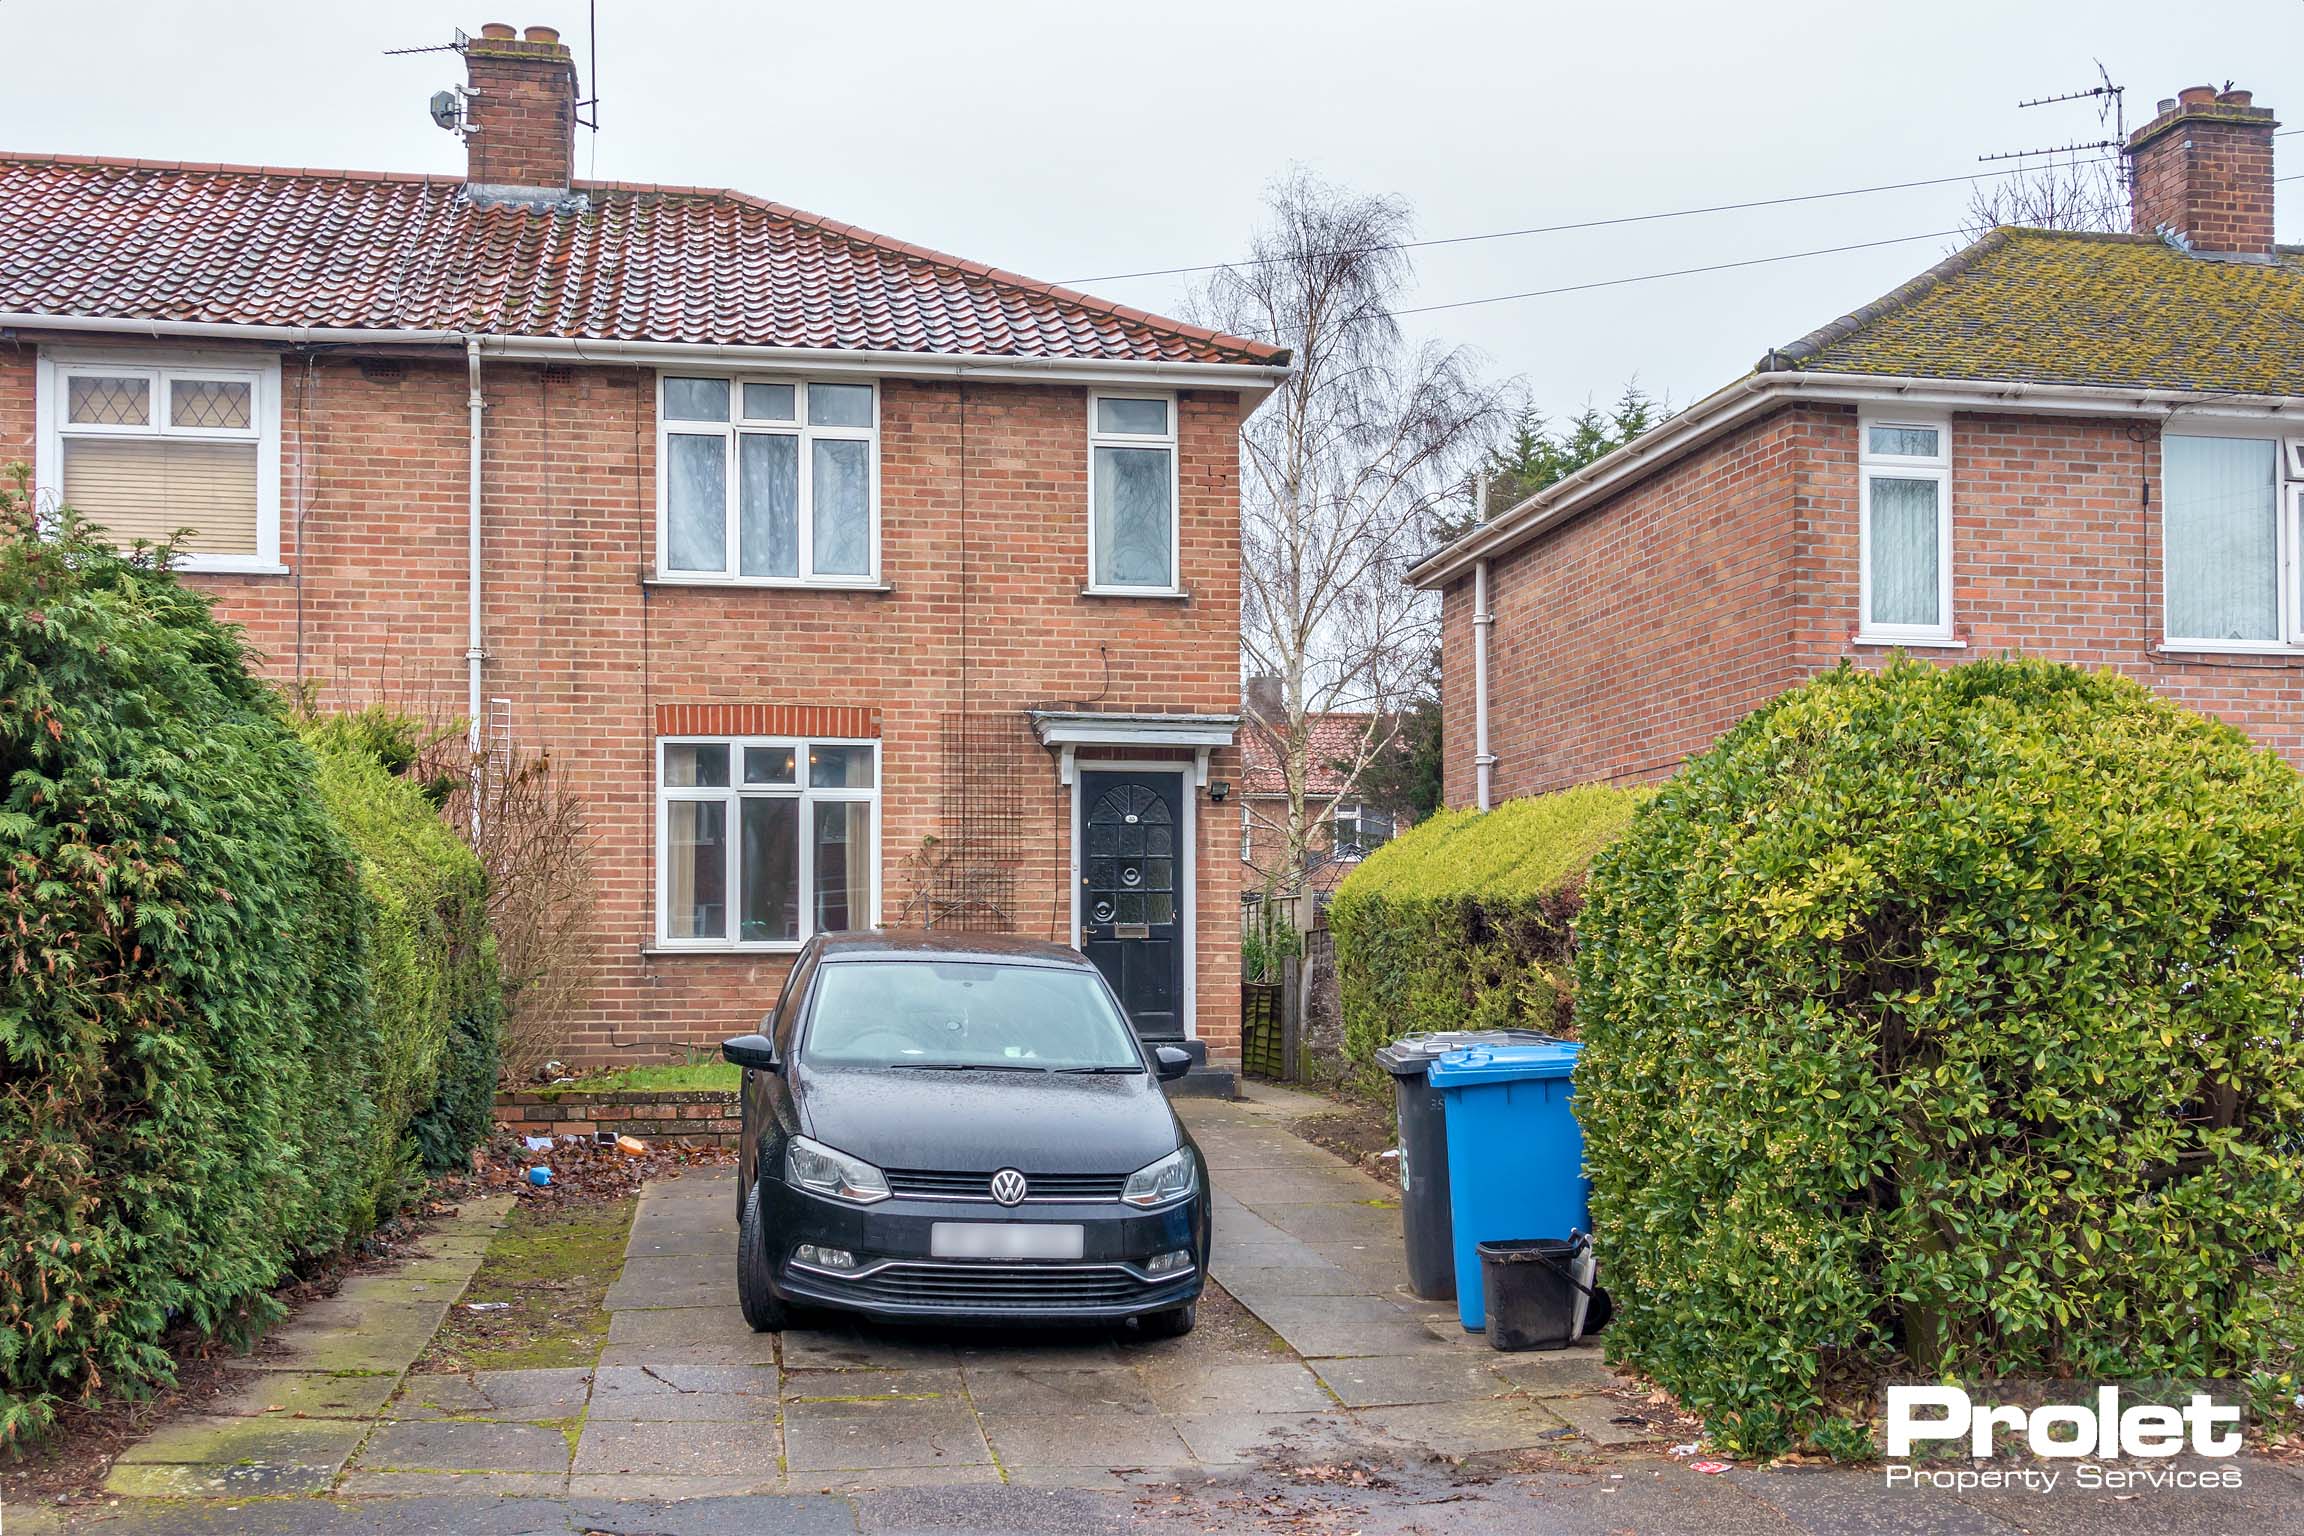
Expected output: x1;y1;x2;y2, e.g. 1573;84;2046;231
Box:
102;1458;344;1498
1167;1409;1370;1465
603;1263;731;1311
202;1367;403;1418
1135;1359;1334;1415
605;1305;780;1365
1211;1263;1373;1297
782;1367;963;1401
359;1418;576;1474
334;1274;473;1306
565;1473;788;1499
390;1367;597;1422
283;1298;448;1334
596;1362;779;1397
599;1340;782;1368
337;1469;572;1499
792;1463;1006;1492
112;1411;369;1470
951;1335;1127;1368
1311;1353;1518;1407
587;1382;779;1424
1485;1344;1622;1393
258;1322;442;1373
572;1419;782;1477
779;1327;956;1371
1264;1314;1467;1359
956;1364;1156;1415
1538;1390;1671;1445
1214;1240;1357;1270
564;1491;860;1535
1356;1394;1574;1455
976;1411;1195;1468
781;1396;990;1472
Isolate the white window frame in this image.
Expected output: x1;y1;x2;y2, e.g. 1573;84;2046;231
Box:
1329;802;1394;861
654;735;881;952
1856;412;1955;645
1085;390;1183;595
654;374;881;587
35;348;284;574
2160;425;2304;654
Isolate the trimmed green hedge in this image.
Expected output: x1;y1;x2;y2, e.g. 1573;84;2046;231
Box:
1329;786;1647;1066
303;712;500;1204
1574;657;2304;1460
0;483;501;1447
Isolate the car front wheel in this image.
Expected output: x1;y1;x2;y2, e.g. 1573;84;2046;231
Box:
736;1178;789;1333
1135;1301;1196;1340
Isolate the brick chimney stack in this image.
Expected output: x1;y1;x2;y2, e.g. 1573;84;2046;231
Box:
2124;84;2279;257
463;22;579;202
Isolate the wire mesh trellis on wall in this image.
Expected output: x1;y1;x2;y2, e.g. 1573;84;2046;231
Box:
909;712;1033;932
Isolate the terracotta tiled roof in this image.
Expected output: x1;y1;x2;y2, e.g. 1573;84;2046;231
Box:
1766;227;2304;394
1241;713;1384;797
0;155;1286;367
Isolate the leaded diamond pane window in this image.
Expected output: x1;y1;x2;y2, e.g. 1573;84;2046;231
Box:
170;378;253;430
50;362;271;566
69;375;150;427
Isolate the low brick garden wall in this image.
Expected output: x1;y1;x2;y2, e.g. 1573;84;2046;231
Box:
496;1088;741;1149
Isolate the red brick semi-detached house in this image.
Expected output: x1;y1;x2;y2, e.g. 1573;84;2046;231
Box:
0;23;1291;1077
1413;83;2304;803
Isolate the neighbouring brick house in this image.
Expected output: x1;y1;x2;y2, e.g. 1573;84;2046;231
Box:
1414;83;2304;804
1239;710;1397;920
0;23;1291;1068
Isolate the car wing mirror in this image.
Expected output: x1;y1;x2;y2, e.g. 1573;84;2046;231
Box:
1153;1046;1192;1082
723;1033;779;1072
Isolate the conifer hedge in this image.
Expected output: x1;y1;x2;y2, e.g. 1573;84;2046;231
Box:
0;482;498;1445
1574;658;2304;1459
1328;785;1647;1066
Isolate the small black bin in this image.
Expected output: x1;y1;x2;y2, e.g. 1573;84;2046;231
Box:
1477;1236;1588;1352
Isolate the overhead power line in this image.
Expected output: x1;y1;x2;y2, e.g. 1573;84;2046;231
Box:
1063;157;2124;287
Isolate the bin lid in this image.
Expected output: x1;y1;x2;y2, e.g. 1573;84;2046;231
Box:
1428;1040;1580;1087
1374;1029;1558;1075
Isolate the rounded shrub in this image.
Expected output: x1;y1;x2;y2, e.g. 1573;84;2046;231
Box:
1331;785;1646;1067
1574;657;2304;1458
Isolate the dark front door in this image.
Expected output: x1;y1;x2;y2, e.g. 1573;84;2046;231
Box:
1079;769;1185;1041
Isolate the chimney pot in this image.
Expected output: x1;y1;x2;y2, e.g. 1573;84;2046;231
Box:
478;21;517;38
2157;97;2178;115
2125;82;2280;256
523;24;560;43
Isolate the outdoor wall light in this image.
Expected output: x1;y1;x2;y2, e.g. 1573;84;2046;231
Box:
1208;779;1231;803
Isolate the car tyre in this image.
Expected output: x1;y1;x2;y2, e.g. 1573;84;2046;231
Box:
1136;1301;1196;1340
736;1178;789;1333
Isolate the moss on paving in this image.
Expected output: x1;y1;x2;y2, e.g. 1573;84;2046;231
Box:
559;1061;739;1095
415;1196;635;1372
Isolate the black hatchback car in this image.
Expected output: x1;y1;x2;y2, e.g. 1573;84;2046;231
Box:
721;931;1210;1337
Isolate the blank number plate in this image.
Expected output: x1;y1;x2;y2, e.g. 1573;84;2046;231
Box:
930;1222;1085;1261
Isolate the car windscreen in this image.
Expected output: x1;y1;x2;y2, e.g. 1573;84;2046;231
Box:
801;960;1144;1071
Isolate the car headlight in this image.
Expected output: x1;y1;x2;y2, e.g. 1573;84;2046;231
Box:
1121;1147;1197;1209
785;1135;891;1205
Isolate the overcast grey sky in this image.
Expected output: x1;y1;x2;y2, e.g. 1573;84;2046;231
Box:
5;2;2293;420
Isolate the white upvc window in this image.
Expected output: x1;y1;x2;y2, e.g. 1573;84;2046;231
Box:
1857;414;1953;643
2162;431;2304;652
657;375;879;585
1329;803;1396;861
1087;392;1180;593
36;350;283;573
656;737;879;950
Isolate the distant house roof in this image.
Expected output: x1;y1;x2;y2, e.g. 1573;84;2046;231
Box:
1763;227;2304;395
1241;713;1385;797
0;155;1288;368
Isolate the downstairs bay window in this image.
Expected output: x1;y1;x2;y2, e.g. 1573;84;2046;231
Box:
657;738;878;949
2162;433;2297;650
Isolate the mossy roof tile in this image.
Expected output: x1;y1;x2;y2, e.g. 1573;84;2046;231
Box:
1769;227;2304;396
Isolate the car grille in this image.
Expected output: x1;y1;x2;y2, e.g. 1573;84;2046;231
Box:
830;1261;1181;1309
883;1169;1128;1203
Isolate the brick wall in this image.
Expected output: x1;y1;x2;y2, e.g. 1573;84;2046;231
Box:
497;1089;740;1149
0;343;1246;1064
2125;89;2278;256
1441;402;2304;803
463;28;578;194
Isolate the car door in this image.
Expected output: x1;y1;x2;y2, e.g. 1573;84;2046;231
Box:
738;943;816;1201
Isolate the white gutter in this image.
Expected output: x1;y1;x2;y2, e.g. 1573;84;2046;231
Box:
1472;557;1494;812
0;313;1292;393
464;339;486;763
1408;370;2304;590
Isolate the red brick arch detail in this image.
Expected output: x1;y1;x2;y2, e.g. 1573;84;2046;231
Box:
653;704;883;739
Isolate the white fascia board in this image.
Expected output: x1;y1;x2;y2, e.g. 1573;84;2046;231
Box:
1406;370;2304;590
0;313;1288;399
1029;711;1241;749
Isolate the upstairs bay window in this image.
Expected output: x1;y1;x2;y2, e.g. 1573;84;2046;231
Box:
2163;434;2296;650
658;376;878;584
38;353;282;573
1088;392;1179;593
657;738;878;949
1857;416;1953;643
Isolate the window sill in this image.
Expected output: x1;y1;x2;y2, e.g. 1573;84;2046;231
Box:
1850;633;1966;650
643;943;805;957
1080;586;1190;601
2155;642;2304;659
645;576;892;594
177;560;290;577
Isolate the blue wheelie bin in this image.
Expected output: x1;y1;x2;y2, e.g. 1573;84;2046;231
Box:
1426;1041;1589;1333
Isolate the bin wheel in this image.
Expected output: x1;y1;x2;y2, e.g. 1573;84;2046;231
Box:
1136;1302;1196;1340
736;1179;789;1334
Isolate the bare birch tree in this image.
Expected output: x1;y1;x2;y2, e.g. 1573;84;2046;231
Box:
1199;171;1505;897
1959;156;2125;244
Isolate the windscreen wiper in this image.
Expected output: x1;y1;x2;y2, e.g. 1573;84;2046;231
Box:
1052;1064;1145;1074
887;1061;1049;1072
